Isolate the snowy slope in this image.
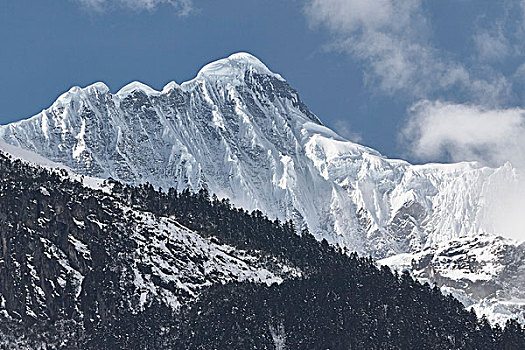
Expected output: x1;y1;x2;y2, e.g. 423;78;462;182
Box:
0;146;297;323
0;52;523;323
128;211;297;311
380;235;525;325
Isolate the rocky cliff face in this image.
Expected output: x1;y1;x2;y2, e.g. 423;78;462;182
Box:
1;53;523;324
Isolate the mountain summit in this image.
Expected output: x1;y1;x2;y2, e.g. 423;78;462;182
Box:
194;52;285;80
0;53;523;324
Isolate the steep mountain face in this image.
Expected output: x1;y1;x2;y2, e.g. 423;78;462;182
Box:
0;149;523;349
1;53;524;324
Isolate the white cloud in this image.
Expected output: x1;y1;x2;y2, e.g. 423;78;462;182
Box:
402;100;525;242
478;175;525;242
306;1;457;95
75;0;193;15
402;100;525;167
305;0;396;33
304;0;512;104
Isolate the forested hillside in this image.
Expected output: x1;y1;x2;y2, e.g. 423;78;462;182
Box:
0;151;523;349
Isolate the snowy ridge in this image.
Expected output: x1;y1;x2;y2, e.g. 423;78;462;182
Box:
0;52;523;324
0;140;68;169
0;140;110;193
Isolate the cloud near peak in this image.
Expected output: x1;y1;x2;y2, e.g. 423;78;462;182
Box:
305;0;467;98
402;100;525;168
304;0;521;105
305;0;525;172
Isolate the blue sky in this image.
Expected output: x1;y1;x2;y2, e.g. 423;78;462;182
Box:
2;0;525;165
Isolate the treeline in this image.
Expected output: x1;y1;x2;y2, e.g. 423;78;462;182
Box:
0;151;523;349
109;181;525;349
111;182;327;272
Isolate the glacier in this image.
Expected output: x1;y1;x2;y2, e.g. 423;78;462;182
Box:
0;52;523;324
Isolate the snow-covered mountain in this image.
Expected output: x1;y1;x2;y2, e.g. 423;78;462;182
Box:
1;52;523;324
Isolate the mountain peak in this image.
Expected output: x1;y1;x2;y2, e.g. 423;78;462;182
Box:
41;82;110;110
194;52;284;82
44;54;284;104
116;81;161;97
